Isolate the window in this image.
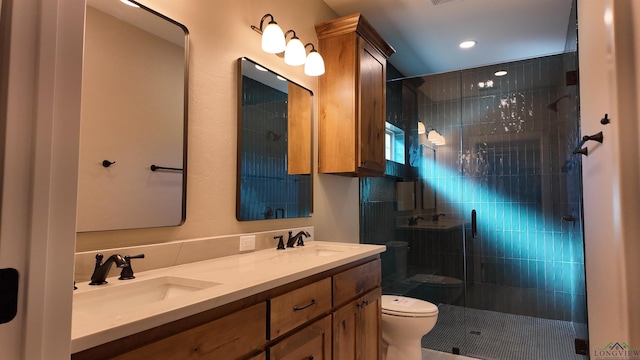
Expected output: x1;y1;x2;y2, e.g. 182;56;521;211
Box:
385;122;405;164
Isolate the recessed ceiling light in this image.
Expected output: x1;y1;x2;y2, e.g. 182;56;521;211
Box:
459;40;477;49
495;70;508;77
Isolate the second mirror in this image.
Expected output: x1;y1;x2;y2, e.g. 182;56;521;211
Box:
237;58;313;221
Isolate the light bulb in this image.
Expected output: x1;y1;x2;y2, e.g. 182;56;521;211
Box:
284;37;306;66
304;50;325;76
418;122;426;135
262;22;286;54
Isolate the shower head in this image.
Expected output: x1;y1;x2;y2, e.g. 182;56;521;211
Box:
547;94;571;112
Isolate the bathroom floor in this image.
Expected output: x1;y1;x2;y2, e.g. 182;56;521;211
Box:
422;305;588;360
423;348;479;360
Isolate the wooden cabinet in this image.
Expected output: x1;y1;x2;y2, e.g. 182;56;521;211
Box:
315;14;395;176
72;257;382;360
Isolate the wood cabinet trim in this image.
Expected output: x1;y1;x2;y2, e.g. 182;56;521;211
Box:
315;13;395;58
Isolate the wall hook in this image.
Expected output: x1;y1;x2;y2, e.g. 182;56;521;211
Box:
102;160;116;167
573;147;588;156
582;131;603;144
600;114;610;125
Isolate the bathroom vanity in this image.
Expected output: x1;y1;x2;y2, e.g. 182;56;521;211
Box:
71;241;384;359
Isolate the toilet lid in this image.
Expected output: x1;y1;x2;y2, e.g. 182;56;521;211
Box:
381;295;438;316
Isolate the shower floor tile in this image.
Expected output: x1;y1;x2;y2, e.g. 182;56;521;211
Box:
422;304;588;360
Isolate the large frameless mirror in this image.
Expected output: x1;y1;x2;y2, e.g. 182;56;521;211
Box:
77;0;189;232
237;57;313;221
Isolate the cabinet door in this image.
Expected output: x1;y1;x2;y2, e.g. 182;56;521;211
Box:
357;38;386;175
332;287;381;360
358;287;381;360
269;315;332;360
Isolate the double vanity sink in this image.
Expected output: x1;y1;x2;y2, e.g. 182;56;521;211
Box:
71;241;385;354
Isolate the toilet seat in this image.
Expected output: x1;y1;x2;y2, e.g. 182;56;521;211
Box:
381;295;438;317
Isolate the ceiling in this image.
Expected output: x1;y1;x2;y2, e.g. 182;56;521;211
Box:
322;0;574;77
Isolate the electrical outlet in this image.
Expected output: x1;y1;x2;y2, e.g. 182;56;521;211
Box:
239;235;255;251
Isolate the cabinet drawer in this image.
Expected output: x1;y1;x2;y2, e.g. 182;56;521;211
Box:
112;302;267;360
270;277;332;339
269;315;332;360
333;258;381;306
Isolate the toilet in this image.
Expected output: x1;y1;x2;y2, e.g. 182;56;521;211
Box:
385;240;463;305
381;295;439;360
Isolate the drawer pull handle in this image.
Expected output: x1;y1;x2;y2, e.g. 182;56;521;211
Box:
293;298;317;311
357;300;369;309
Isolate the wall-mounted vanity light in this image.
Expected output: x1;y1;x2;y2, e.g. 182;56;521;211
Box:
418;121;445;146
251;14;286;54
251;14;325;76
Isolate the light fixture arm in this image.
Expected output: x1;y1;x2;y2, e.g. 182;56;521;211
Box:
251;13;276;34
305;43;318;52
285;30;299;40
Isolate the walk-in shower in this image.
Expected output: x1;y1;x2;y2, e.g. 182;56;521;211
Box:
360;7;588;357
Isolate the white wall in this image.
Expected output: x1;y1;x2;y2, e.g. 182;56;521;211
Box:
579;0;640;351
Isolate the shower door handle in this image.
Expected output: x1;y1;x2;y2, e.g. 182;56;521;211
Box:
471;209;477;239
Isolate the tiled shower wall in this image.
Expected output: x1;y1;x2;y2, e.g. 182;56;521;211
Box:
361;54;586;322
239;76;311;220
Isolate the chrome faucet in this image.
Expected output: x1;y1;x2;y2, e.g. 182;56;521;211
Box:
432;213;446;221
89;253;127;285
287;230;310;247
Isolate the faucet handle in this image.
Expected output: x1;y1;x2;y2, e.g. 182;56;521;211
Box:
119;254;145;280
275;235;285;250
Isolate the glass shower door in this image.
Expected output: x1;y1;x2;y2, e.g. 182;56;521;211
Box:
456;55;588;359
417;52;588;359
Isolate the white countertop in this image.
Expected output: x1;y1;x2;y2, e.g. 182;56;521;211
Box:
71;241;385;353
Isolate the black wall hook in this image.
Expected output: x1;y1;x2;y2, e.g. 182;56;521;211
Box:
573;147;588;156
102;160;116;167
600;114;610;125
582;131;603;144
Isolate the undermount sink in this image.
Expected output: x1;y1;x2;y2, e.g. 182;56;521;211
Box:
73;276;220;316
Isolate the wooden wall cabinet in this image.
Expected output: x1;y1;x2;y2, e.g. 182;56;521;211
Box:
315;14;395;176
